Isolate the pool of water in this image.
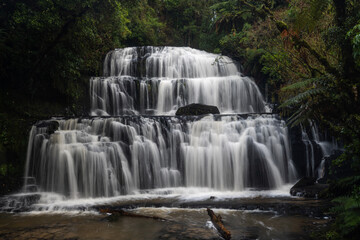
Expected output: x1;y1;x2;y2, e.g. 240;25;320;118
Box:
0;206;328;240
0;187;331;240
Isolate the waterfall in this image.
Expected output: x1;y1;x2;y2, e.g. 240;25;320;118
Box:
22;46;298;200
91;47;266;116
24;116;297;198
300;123;338;179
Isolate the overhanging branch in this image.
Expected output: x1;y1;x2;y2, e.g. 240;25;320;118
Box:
238;0;340;78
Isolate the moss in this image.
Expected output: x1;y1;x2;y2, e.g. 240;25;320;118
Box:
276;21;288;32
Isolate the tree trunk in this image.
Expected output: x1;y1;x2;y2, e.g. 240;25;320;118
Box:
207;208;231;240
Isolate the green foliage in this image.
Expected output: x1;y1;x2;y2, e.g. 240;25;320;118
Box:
0;0;131;107
347;23;360;66
287;0;332;32
0;112;31;194
260;50;293;80
159;0;217;49
281;86;325;106
280;78;315;91
123;0;165;46
211;0;265;33
330;196;360;239
0;164;7;177
280;75;332;126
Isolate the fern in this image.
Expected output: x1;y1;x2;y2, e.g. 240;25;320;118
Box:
281;78;315;91
280;86;326;108
332;196;360;237
282;76;331;92
287;108;310;126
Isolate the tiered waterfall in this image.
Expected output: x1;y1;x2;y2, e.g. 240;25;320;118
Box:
24;47;298;199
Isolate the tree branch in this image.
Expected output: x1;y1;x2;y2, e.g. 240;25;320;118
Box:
238;0;340;78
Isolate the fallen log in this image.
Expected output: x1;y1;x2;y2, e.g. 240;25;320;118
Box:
99;208;167;222
207;208;231;240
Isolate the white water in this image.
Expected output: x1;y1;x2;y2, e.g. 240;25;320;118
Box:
3;185;294;213
23;116;297;200
91;47;266;115
300;123;338;179
2;47;304;212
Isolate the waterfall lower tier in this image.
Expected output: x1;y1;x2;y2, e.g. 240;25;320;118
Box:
24;115;297;199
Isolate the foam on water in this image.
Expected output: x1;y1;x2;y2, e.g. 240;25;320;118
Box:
9;184;293;214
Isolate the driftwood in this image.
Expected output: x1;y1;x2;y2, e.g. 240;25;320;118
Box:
207;208;231;240
99;208;167;222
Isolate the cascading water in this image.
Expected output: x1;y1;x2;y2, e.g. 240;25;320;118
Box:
23;116;297;198
90;47;266;116
300;123;338;179
20;46;298;202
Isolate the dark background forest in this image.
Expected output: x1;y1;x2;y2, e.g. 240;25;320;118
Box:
1;0;360;239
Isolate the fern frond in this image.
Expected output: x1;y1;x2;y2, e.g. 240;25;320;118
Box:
210;2;230;11
280;87;326;108
282;76;331;92
287;107;310;126
281;78;315;91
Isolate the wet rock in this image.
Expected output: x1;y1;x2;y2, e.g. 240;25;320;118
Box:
288;125;325;178
0;193;41;212
292;177;317;189
318;150;345;184
175;104;220;116
161;224;219;240
290;177;329;198
36;120;59;135
241;226;260;240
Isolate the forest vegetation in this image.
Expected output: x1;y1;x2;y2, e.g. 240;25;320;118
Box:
1;0;360;239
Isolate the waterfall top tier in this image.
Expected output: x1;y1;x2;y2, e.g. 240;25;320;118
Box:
103;46;239;78
92;46;267;116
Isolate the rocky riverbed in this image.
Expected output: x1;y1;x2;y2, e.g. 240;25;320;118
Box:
0;187;332;240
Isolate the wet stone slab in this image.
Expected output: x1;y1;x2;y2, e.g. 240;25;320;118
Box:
0;224;78;240
159;224;220;240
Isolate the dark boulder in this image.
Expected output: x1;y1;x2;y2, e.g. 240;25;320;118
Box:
319;150;347;182
288;125;324;178
36;120;59;135
290;177;329;198
292;177;317;188
175;103;220;116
